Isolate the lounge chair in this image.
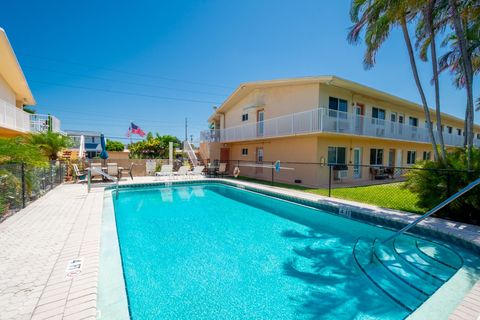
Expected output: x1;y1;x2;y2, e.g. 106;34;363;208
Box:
90;163;103;180
174;166;190;179
217;163;227;177
72;164;87;183
155;165;173;179
188;166;205;179
107;163;119;179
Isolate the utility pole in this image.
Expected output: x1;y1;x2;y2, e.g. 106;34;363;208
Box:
184;117;188;142
190;134;193;143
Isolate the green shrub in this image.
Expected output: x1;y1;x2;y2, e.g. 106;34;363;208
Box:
403;148;480;224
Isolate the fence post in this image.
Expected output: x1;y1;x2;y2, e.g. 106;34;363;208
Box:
328;165;332;197
21;162;26;208
446;172;451;197
271;161;274;186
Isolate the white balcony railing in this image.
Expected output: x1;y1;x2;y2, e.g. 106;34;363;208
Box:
0;98;31;132
0;98;62;134
200;107;480;148
29;114;62;133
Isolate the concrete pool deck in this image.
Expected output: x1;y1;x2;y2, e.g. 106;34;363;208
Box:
0;178;479;320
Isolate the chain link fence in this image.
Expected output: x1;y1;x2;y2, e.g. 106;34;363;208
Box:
209;160;480;224
0;161;66;220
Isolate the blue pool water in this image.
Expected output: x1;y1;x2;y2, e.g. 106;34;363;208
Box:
113;183;480;320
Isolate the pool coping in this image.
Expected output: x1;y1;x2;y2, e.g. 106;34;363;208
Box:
101;177;480;320
97;191;130;320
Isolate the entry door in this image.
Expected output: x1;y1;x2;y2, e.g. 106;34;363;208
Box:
388;149;395;167
353;148;362;178
256;147;264;174
257;110;265;137
354;104;364;133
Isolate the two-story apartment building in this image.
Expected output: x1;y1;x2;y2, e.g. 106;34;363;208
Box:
200;76;480;187
0;27;61;137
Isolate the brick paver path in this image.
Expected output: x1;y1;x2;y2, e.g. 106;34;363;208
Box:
0;184;103;320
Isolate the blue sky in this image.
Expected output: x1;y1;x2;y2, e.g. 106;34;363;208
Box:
1;0;478;142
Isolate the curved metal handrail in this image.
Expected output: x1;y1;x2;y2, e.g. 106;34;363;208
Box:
379;177;480;246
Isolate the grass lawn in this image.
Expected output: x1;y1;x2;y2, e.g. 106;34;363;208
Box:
230;176;422;213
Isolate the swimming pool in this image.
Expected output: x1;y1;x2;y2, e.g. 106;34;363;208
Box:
111;182;480;319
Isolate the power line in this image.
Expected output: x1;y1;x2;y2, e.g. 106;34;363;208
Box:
29;80;222;105
24;65;228;97
35;103;209;124
19;52;234;89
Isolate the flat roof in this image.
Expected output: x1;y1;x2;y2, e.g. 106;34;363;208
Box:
64;129;102;136
0;28;35;105
208;75;478;129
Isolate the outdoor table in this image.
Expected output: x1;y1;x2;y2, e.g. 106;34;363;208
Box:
206;166;218;177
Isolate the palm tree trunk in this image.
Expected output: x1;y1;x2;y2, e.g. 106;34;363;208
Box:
425;1;447;162
449;0;474;170
400;17;440;162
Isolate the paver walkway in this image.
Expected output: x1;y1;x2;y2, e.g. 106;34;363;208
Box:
0;184;103;320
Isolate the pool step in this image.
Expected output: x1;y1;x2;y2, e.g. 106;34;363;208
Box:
353;237;463;313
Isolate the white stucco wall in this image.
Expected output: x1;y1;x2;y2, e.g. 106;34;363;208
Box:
0;74;16;105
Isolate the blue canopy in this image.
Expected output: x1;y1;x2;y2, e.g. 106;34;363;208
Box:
99;134;109;160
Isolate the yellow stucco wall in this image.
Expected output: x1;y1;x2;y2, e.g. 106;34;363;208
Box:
223;133;444;187
223;83;319;129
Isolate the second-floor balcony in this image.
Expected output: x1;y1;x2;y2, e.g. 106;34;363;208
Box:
201;107;480;148
1;98;62;134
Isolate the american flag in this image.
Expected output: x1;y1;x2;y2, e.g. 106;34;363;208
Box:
126;122;146;137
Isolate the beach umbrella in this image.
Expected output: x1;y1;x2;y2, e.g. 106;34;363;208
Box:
99;134;108;165
78;135;85;159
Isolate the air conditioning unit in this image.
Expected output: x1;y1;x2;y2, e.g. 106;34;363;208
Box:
338;170;348;179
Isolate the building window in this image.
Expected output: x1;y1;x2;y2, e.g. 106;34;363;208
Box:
241;114;249;122
477;133;480;139
409;117;418;127
407;151;416;164
327;147;346;164
328;97;348;117
241;148;248;156
370;148;383;165
390;113;397;122
457;128;462;136
447;126;453;134
422;151;431;161
372;107;386;120
256;148;264;162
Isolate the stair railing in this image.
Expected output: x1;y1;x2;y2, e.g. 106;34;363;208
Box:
378;176;480;246
87;167;120;199
183;140;198;166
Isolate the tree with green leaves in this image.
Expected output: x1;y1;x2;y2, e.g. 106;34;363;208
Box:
415;0;448;161
0;136;47;166
129;133;181;159
106;139;125;152
28;132;72;161
348;0;440;161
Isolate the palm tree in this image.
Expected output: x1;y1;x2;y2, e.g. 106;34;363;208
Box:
28;132;72;161
348;0;440;162
448;0;476;169
415;0;447;161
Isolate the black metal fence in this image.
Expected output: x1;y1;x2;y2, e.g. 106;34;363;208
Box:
212;160;480;224
0;161;66;219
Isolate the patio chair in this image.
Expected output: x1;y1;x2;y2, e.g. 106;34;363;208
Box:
72;164;87;183
120;163;135;180
188;166;205;179
174;165;190;179
217;163;227;177
107;163;119;179
155;164;173;179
